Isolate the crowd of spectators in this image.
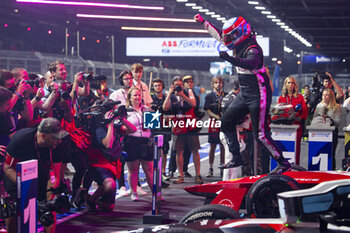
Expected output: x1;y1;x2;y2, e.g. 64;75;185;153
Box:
0;61;214;232
1;58;349;233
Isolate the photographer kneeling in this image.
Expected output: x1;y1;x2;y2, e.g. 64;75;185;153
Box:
3;118;69;233
74;99;136;211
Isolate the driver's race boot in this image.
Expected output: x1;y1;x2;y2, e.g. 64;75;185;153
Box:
219;131;243;170
218;156;243;169
271;157;291;175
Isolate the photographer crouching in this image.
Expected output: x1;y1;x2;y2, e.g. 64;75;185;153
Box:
3;118;70;233
73;99;136;211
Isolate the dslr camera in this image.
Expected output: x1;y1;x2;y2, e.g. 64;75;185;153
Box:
82;72;93;82
46;81;72;119
174;84;182;92
24;78;41;88
25;73;43;88
12;76;42;112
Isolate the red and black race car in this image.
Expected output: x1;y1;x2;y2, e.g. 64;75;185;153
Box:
180;170;350;223
119;178;350;233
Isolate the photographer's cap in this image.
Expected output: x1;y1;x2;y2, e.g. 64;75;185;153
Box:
38;118;69;139
36;74;45;81
183;75;193;82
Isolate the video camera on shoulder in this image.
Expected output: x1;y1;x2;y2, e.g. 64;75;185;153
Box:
311;70;329;93
79;99;130;131
308;70;329;113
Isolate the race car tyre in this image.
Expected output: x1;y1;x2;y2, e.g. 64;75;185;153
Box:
246;174;301;218
179;204;241;224
270;163;307;173
160;228;200;233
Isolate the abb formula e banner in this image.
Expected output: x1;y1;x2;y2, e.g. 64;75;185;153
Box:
126;37;269;57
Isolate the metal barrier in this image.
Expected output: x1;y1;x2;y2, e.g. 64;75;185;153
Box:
0;49;214;91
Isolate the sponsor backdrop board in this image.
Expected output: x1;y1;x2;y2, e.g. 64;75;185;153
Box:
270;124;299;170
307;126;335;171
127;37;269;57
17;160;38;233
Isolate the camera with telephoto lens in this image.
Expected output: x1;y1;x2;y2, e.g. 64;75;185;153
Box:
24;78;41;88
46;82;72;119
47;87;71;102
38;179;71;227
13;76;42;112
175;84;182;92
82;72;93;82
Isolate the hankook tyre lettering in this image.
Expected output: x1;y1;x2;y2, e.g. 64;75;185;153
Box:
179;204;241;224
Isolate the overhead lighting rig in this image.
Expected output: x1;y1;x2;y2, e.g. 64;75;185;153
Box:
247;0;312;54
77;14;195;23
16;0;164;10
121;27;207;33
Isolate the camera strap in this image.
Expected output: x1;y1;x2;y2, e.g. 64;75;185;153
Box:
213;90;224;113
122;88;128;103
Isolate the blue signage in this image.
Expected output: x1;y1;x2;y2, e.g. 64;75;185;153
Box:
271;141;295;170
308;141;332;171
270;125;299;170
308;128;334;171
303;55;341;64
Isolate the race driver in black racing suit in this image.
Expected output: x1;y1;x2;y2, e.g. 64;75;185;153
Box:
194;14;291;174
